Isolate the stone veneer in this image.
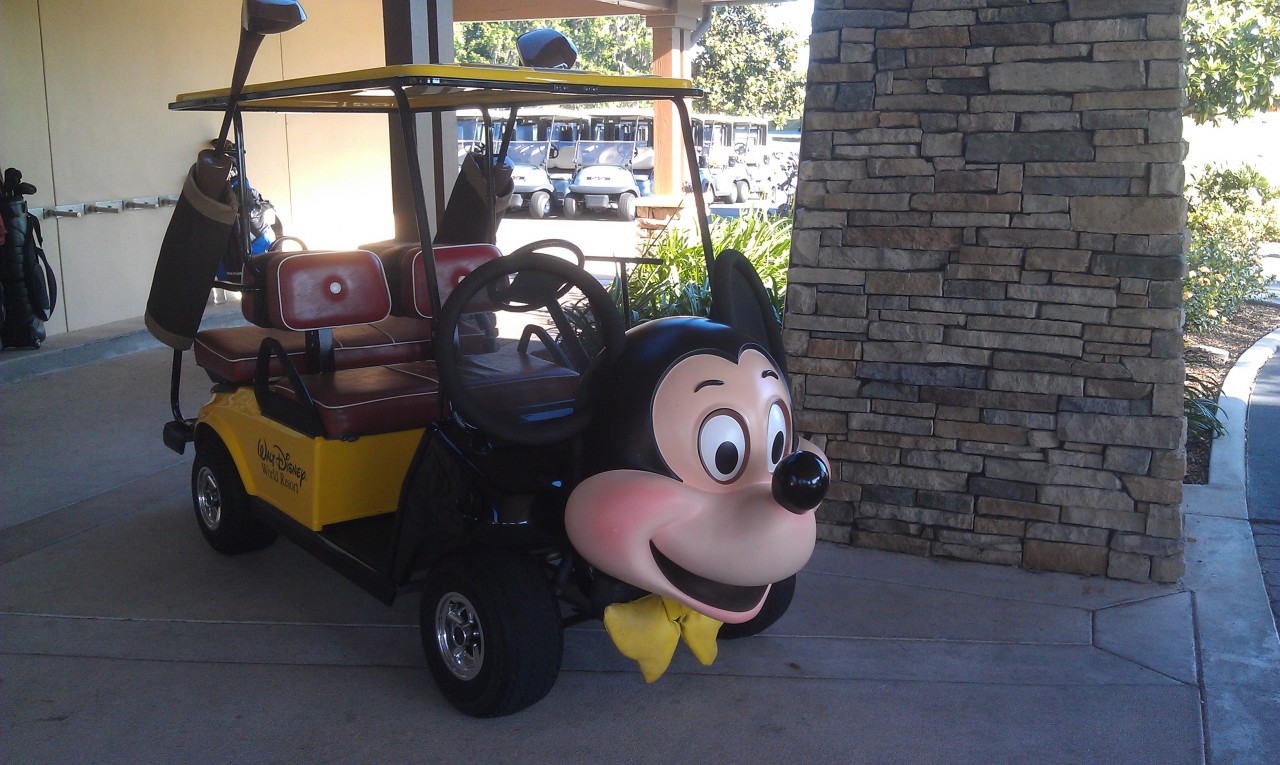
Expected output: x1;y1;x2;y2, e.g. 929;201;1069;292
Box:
787;0;1188;582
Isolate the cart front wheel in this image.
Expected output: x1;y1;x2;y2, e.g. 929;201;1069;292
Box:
617;192;636;221
562;195;579;219
530;190;551;219
421;549;563;717
734;180;750;204
191;436;276;554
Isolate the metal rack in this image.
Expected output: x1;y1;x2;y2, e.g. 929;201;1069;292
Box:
31;194;179;220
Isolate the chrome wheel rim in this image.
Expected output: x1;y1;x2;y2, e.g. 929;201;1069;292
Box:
435;592;483;680
195;466;222;530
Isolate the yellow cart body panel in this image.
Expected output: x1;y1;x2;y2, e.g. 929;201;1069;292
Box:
198;387;423;531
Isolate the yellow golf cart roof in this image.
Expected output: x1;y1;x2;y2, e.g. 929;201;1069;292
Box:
171;63;701;113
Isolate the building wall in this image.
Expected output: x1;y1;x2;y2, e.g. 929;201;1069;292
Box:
787;0;1187;582
0;0;393;335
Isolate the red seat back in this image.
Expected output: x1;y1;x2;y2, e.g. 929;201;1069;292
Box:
242;250;391;330
364;241;503;318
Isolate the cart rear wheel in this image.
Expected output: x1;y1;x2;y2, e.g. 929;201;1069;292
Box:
562;195;579;219
421;549;563;717
191;436;276;554
530;190;551;219
718;574;796;640
617;192;636;221
734;180;750;204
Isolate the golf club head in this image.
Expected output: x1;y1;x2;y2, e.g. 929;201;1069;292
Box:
243;0;306;36
516;29;577;69
4;167;22;192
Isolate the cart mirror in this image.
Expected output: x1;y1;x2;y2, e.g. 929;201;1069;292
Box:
243;0;306;35
516;28;577;69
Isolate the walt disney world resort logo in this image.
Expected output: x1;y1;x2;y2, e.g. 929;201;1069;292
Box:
257;439;307;493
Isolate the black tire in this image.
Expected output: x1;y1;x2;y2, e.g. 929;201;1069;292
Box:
734;180;750;204
562;195;579;219
529;190;551;219
718;574;796;640
191;435;277;554
617;192;636;221
421;549;564;717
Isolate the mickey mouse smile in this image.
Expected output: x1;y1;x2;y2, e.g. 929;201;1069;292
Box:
649;541;767;613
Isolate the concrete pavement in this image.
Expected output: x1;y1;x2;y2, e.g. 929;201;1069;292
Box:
2;315;1278;763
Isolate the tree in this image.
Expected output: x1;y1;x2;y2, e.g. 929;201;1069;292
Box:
455;17;651;75
692;6;805;126
1185;0;1280;124
453;6;806;124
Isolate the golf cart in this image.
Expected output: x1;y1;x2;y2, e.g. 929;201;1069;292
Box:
588;108;656;195
507;140;557;218
455;108;500;161
563;140;641;221
693;115;755;204
146;6;828;718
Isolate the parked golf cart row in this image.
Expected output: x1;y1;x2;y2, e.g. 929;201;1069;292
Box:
457;108;783;220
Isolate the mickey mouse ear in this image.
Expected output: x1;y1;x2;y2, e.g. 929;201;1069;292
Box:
709;248;787;376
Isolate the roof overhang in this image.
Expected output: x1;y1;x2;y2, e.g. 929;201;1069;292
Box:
454;0;796;23
170;64;701;114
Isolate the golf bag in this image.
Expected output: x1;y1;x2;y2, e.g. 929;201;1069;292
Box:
2;168;58;349
435;150;513;245
221;172;284;282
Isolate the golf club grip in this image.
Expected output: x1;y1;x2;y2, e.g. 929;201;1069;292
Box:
216;28;266;150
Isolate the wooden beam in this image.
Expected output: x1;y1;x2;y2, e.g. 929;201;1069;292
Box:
454;0;669;23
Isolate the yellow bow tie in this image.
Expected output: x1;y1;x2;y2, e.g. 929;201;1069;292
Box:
603;594;723;683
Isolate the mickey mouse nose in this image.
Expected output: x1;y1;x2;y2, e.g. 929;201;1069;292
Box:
771;450;829;514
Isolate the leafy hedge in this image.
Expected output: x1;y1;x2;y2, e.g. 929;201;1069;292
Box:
1183;164;1278;332
619;212;792;323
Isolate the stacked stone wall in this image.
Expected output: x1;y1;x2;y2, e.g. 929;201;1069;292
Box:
787;0;1187;582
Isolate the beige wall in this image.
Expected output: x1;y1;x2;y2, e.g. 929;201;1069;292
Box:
0;0;394;335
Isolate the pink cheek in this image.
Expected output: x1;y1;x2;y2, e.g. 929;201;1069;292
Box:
565;472;703;583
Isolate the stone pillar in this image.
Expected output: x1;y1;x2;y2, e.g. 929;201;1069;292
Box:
648;7;700;196
787;0;1188;582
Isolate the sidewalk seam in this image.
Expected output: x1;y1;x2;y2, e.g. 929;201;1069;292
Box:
1190;590;1213;765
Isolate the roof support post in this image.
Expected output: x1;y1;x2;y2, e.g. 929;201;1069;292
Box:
647;4;700;197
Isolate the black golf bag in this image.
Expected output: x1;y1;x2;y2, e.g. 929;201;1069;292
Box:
2;168;58;349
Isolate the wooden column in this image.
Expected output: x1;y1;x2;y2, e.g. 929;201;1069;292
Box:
647;13;697;197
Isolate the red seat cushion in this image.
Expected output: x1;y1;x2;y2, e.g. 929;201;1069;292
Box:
458;347;581;415
271;361;440;438
194;317;433;384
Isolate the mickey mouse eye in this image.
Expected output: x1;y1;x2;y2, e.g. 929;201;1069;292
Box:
766;401;788;473
699;411;747;483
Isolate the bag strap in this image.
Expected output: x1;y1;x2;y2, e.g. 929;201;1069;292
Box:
25;213;57;321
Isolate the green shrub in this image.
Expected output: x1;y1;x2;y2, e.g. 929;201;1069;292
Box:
1184;371;1227;443
1183;164;1279;332
619;212;792;324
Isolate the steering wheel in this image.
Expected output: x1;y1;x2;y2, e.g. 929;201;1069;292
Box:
435;252;625;446
500;239;587;303
268;235;309;252
507;239;585;268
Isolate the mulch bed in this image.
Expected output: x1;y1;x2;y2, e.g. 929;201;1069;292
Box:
1183;300;1280;484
